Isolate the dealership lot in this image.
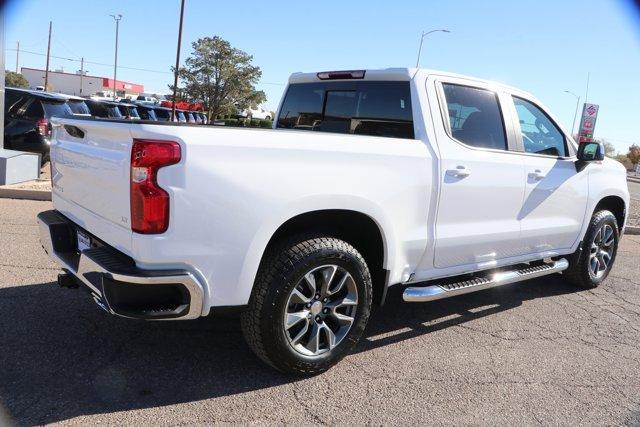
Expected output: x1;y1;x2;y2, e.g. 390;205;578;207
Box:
0;199;639;425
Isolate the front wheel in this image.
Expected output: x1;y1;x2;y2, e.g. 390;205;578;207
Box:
241;236;372;375
565;210;620;289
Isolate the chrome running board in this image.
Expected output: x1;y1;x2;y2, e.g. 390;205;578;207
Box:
403;258;569;302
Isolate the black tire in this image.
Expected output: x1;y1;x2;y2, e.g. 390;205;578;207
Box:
564;210;619;289
240;235;372;375
265;116;271;121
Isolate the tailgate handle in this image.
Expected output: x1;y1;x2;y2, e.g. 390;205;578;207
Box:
63;125;85;139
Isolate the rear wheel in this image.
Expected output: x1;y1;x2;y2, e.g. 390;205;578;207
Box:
565;210;619;289
241;235;372;375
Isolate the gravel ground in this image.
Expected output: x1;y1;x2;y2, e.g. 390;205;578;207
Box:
0;199;639;425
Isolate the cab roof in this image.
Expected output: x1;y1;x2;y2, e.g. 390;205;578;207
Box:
287;68;531;98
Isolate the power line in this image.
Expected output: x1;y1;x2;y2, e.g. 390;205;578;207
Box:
6;47;286;85
6;48;172;74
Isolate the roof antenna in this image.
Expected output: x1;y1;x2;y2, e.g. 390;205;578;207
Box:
413;29;450;79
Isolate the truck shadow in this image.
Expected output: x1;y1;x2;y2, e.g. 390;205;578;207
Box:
0;275;579;424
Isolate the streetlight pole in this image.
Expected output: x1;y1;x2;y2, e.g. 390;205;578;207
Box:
564;90;581;138
415;29;450;69
110;14;122;100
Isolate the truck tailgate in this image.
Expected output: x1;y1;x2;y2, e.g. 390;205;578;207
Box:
50;118;134;251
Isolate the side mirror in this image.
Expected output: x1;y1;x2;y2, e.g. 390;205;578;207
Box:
575;141;604;172
577;141;604;162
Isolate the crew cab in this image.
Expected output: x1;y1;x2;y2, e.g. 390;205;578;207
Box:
37;68;630;375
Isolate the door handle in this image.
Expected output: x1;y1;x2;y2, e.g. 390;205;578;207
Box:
529;169;546;180
445;166;471;178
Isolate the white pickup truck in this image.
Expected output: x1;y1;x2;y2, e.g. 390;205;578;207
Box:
38;68;630;375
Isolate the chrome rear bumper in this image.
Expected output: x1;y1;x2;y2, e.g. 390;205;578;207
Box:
37;210;204;320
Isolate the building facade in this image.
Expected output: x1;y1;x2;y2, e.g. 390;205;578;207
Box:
20;67;144;98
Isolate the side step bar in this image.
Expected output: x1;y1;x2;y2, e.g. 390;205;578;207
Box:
403;258;569;302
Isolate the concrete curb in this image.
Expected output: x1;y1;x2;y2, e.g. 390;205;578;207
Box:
626;226;640;235
0;188;52;201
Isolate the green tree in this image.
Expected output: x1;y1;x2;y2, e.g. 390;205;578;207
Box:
627;144;640;165
171;36;265;119
602;140;616;157
5;71;29;88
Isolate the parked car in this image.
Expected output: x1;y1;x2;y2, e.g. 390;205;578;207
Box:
238;105;272;120
38;68;630;375
61;95;91;116
4;87;72;164
85;99;123;119
135;104;158;121
117;102;141;120
136;95;159;104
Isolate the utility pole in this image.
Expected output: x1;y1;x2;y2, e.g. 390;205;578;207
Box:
172;0;186;122
79;57;84;95
44;21;52;90
110;14;122;100
15;41;19;73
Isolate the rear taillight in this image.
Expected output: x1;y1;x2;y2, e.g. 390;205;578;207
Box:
36;118;51;138
130;139;181;234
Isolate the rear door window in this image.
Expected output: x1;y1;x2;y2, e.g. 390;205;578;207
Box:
277;81;414;139
22;99;44;119
42;101;72;118
5;90;28;115
442;83;507;150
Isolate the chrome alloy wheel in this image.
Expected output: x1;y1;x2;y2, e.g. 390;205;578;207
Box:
283;265;358;357
589;224;615;279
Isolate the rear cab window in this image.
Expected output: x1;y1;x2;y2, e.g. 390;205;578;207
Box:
277;81;414;139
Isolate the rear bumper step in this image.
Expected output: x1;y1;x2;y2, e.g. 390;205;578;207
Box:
403;259;569;302
37;210;204;320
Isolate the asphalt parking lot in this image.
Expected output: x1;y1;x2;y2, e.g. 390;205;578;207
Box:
1;199;639;425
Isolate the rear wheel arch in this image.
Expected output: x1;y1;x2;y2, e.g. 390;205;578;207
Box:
259;209;389;305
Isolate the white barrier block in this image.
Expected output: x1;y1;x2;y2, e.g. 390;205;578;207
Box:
0;149;41;185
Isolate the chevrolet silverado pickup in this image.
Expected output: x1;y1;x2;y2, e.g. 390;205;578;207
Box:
38;68;630;375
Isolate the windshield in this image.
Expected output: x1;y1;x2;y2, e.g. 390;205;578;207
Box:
154;108;171;121
128;107;140;118
138;107;157;120
67;100;90;115
106;105;123;118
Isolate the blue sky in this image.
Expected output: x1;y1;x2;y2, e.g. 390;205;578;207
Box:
4;0;640;153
